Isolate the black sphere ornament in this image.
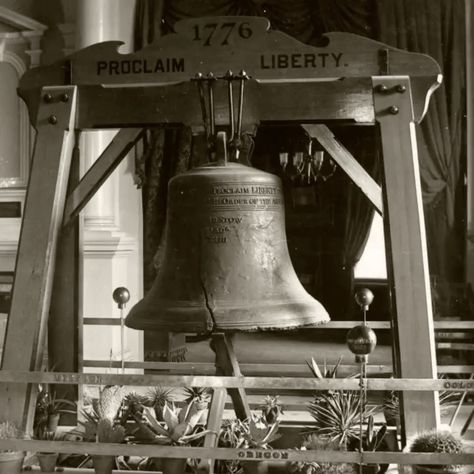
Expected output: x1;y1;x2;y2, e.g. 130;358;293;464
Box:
355;288;374;311
346;324;377;358
113;287;130;309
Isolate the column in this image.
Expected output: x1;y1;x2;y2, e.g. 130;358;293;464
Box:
75;0;143;371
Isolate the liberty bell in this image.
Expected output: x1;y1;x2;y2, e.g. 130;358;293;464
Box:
126;140;330;333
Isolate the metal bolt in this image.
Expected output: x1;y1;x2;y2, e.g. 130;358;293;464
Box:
395;84;406;93
43;93;53;103
48;115;58;125
376;84;388;93
60;93;69;102
388;106;399;115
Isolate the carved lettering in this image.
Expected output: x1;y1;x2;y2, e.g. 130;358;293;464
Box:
259;52;346;70
96;58;185;76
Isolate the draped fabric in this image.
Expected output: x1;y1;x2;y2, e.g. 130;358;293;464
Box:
340;129;382;316
376;0;466;282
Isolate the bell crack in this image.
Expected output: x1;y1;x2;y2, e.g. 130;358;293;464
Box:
198;234;216;332
199;277;217;332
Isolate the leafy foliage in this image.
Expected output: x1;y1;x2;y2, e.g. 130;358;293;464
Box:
144;387;176;420
0;421;22;453
131;399;209;446
33;388;76;439
240;414;280;449
260;395;284;424
308;390;377;447
361;415;387;452
96;419;126;444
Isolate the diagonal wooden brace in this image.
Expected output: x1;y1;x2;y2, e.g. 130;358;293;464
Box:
301;123;383;216
63;127;144;227
198;334;250;474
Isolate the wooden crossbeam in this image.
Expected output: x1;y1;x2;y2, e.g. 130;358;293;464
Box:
63;127;144;227
0;371;471;391
302;124;383;215
0;440;472;466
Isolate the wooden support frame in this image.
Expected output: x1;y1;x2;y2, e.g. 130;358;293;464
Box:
372;76;440;436
4;16;445;447
0;86;77;431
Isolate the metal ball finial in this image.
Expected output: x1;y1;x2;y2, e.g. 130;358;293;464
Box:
346;324;377;362
113;287;130;309
355;288;374;311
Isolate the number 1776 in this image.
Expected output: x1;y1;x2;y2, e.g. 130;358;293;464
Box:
192;22;253;46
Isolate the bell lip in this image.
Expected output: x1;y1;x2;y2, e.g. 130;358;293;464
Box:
125;307;330;333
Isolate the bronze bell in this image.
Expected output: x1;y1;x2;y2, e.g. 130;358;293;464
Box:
125;161;330;333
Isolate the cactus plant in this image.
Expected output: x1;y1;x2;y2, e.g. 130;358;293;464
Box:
410;430;464;473
288;433;357;474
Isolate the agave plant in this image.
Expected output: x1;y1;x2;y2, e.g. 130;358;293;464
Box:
241;414;281;449
307;390;377;447
307;356;343;380
132;400;209;445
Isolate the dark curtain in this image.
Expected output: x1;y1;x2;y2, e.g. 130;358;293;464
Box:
340;129;382;317
376;0;466;289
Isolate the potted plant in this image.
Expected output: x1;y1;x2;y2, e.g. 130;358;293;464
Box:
130;398;209;474
35;431;63;473
144;386;176;421
34;388;76;438
77;385;125;474
358;415;387;474
0;421;24;474
260;395;284;424
238;414;281;474
409;430;465;474
216;419;249;474
307;389;377;448
288;433;357;474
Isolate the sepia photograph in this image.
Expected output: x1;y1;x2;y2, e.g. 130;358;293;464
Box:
0;1;472;473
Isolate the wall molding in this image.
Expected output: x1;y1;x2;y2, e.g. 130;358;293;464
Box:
83;231;138;258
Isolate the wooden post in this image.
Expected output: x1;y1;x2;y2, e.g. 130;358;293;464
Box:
48;132;81;422
0;86;77;432
372;76;439;440
198;334;250;474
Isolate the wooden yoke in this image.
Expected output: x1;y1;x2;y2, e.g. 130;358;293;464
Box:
7;16;442;444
